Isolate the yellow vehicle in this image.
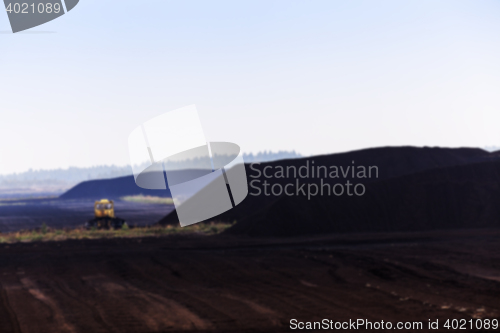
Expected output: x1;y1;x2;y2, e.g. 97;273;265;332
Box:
94;199;115;219
85;199;126;229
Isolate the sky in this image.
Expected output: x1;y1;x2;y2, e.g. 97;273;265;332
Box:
0;0;499;174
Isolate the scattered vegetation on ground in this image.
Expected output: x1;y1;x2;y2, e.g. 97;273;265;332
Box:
120;195;174;205
0;222;231;244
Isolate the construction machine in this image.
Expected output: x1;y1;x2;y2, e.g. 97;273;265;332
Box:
85;199;126;229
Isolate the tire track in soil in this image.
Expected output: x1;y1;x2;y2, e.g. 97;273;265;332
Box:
43;254;119;333
104;257;236;329
84;258;212;332
198;252;368;317
140;253;293;327
137;252;380;326
145;253;288;329
50;278;117;333
20;277;77;333
0;280;22;333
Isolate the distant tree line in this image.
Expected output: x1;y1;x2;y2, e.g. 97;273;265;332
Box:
0;150;302;190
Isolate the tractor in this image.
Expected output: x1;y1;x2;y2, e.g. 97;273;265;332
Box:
85;199;126;229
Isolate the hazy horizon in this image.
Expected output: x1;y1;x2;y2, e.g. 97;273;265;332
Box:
1;0;499;174
2;144;498;176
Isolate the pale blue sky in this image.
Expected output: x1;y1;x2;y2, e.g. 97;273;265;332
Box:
1;0;499;174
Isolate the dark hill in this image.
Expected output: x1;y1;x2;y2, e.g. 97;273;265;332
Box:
225;159;500;237
158;146;497;226
59;175;170;200
60;169;214;200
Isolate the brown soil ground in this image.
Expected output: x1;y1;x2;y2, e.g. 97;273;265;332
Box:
0;229;499;333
